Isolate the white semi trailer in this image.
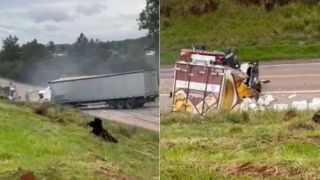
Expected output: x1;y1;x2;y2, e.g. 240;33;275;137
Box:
44;70;158;109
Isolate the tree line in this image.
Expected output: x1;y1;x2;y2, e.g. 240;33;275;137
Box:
0;33;158;85
0;0;159;85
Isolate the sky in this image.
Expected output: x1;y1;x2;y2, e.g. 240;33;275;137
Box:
0;0;147;45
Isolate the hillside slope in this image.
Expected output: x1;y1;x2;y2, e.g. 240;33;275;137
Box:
161;111;320;179
0;100;159;179
160;0;320;64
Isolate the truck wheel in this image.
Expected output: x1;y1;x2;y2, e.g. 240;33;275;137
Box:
116;100;126;109
125;99;135;109
137;101;145;108
140;103;145;107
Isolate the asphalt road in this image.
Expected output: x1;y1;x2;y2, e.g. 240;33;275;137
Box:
83;102;159;131
160;59;320;112
0;77;159;131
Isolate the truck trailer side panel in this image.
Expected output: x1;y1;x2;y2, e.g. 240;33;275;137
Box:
49;71;149;104
144;70;158;96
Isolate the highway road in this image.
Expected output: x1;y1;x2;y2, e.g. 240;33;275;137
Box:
0;77;159;131
83;102;159;131
160;59;320;112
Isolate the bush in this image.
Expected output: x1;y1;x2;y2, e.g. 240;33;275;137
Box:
288;119;315;131
161;0;219;17
31;102;89;125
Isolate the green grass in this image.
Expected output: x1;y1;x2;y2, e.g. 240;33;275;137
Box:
160;0;320;64
160;110;320;179
0;100;159;179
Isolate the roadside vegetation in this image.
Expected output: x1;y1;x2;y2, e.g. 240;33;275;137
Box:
0;100;159;179
161;110;320;179
160;0;320;64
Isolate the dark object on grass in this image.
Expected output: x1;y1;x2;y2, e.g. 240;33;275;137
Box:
284;110;297;121
264;1;274;12
88;117;118;143
312;111;320;123
20;171;36;180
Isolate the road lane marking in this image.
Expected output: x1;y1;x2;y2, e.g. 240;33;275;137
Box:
160;62;320;72
161;73;320;80
261;74;320;78
160;90;320;96
264;90;320;94
260;62;320;67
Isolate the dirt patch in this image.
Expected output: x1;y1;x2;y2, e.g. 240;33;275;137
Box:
19;171;36;180
161;140;179;148
276;135;320;144
276;135;290;141
161;137;236;149
284;110;297;121
96;166;132;180
32;103;48;116
93;155;134;180
227;162;278;177
227;162;312;178
306;135;320;143
288;120;315;131
276;134;299;142
160;0;219;18
188;0;219;16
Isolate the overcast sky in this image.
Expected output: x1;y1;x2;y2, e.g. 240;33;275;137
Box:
0;0;147;45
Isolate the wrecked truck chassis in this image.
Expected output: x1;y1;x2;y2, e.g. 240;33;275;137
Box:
171;61;260;115
60;96;156;109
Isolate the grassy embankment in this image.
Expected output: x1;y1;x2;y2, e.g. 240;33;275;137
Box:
161;110;320;179
0;100;159;179
161;0;320;64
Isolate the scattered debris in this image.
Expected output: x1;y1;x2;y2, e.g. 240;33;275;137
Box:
260;79;270;84
288;94;296;99
309;98;320;111
263;94;275;106
241;94;275;111
88;117;118;143
292;100;308;110
312;111;320;123
312;98;320;102
273;104;289;111
240;98;258;111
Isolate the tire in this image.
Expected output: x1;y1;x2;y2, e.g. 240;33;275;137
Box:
137;101;145;108
116;100;126;109
133;99;145;108
125;99;135;109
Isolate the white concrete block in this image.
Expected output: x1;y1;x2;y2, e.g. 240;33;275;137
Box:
273;104;289;111
292;100;308;110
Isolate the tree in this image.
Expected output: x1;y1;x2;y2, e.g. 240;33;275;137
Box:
21;39;49;62
138;0;159;39
73;33;89;55
47;41;55;53
0;35;21;61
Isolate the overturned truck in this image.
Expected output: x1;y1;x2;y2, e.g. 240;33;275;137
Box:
172;48;261;115
49;70;158;109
